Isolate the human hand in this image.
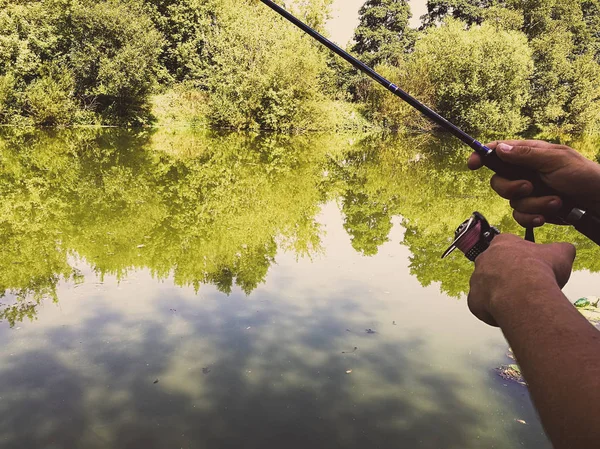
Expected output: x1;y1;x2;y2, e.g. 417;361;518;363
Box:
468;140;600;228
467;234;576;327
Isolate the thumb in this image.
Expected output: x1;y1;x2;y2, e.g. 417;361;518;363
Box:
495;143;553;172
543;242;576;288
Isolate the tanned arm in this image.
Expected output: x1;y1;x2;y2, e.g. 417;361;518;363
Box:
469;235;600;449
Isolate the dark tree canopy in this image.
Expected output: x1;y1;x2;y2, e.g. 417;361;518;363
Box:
352;0;415;66
420;0;505;27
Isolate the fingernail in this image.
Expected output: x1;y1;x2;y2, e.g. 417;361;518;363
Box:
549;199;561;209
533;217;544;226
497;143;513;152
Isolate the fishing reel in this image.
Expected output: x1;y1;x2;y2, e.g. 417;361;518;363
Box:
442;212;500;262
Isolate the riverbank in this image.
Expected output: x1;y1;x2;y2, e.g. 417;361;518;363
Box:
150;87;373;133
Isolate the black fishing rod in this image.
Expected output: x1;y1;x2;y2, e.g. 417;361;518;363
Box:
260;0;600;247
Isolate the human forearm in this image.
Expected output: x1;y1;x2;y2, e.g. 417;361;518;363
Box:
492;284;600;449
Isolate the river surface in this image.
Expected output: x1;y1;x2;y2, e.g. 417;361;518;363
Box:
1;128;600;449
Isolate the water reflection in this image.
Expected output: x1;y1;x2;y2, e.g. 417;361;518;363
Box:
1;128;599;324
2;128;600;448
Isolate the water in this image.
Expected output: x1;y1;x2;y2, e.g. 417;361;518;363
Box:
1;128;599;449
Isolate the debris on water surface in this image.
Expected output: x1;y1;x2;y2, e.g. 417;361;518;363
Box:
497;364;526;386
574;297;600;308
365;328;376;334
246;326;251;330
515;419;527;425
202;367;211;375
137;244;146;249
153;379;159;384
345;370;353;374
575;297;591;308
506;348;516;361
342;347;358;354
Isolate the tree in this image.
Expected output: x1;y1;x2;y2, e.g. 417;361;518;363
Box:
290;0;334;33
364;20;534;135
352;0;415;67
521;0;600;134
204;0;333;131
420;0;506;28
0;0;163;125
582;0;600;63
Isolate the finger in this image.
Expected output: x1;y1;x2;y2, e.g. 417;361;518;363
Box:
495;143;560;171
490;175;533;200
509;196;563;216
513;210;546;228
486;140;557;150
468;153;483;170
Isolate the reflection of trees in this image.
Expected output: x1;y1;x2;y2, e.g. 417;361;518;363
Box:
1;128;600;324
0;128;329;323
330;134;600;297
342;191;393;256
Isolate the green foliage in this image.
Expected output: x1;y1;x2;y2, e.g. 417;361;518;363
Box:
1;129;599;323
582;0;600;62
417;0;600;135
0;0;163;126
522;0;600;134
352;0;416;67
362;63;436;132
151;84;210;129
24;65;78;126
0;73;20;123
420;0;507;28
142;0;220;84
290;0;334;33
202;0;332;131
364;20;534;135
68;0;163;124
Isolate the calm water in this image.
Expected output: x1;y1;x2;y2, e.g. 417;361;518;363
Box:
1;128;600;449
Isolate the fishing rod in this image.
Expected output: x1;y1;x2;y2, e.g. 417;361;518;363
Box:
260;0;600;248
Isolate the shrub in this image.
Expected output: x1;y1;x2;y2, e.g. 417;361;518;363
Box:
364;20;534;135
25;65;77;126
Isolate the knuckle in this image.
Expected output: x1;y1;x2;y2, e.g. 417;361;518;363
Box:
509;198;521;209
516;145;532;156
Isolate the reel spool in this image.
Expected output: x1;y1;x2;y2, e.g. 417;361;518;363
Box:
442;212;500;262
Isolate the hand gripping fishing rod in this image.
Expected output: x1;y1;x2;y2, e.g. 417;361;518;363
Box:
260;0;600;247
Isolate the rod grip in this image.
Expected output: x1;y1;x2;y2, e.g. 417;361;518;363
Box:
482;150;576;224
482;150;600;245
575;213;600;246
481;150;559;198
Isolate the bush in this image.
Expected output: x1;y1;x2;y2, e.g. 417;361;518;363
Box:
528;27;600;135
0;73;20;123
362;63;436;132
203;0;332;132
25;65;77;126
366;20;534;135
68;0;163;125
0;0;163;126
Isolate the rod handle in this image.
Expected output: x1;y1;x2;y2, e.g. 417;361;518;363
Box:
482;149;600;246
481;150;558;198
481;149;579;225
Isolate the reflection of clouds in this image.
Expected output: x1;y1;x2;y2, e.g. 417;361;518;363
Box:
0;203;554;449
